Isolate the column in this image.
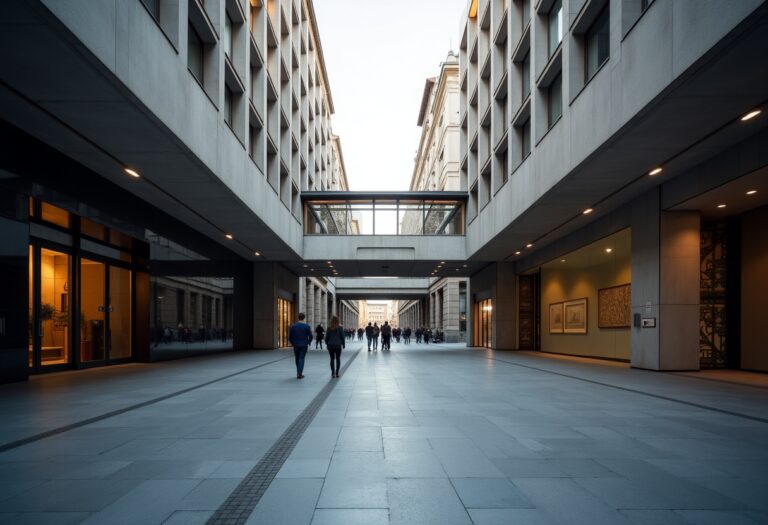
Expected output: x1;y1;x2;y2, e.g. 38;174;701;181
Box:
321;291;327;326
631;190;700;370
314;286;321;328
0;210;30;383
305;281;314;327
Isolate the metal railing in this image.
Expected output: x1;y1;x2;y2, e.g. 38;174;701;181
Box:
302;192;467;236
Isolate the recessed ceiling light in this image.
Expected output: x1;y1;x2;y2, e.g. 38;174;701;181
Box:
225;234;234;240
605;248;613;253
124;168;141;178
717;204;727;209
515;251;521;255
561;259;566;263
303;264;308;268
741;109;762;121
463;264;468;268
310;268;314;271
254;251;261;257
747;190;757;195
526;243;533;248
327;261;332;264
583;208;593;215
440;261;446;264
649;167;663;176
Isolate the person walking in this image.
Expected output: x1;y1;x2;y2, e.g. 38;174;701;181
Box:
381;321;392;351
289;313;313;379
415;327;422;344
372;323;380;351
424;327;431;345
358;327;364;341
365;322;374;351
404;327;411;344
315;323;325;350
325;315;345;378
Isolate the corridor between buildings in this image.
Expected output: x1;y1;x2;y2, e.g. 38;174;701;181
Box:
0;342;766;524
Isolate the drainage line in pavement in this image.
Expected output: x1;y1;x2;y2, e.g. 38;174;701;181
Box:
0;355;291;454
485;355;768;425
207;348;362;525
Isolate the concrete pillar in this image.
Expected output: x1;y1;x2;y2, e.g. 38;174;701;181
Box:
305;281;314;326
321;291;327;327
0;212;30;383
631;189;700;370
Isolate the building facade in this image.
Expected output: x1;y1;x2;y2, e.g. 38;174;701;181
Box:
399;52;469;342
461;0;768;371
0;0;343;382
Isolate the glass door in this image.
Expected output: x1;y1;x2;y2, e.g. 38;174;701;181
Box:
473;299;493;349
108;266;132;360
80;259;133;364
80;259;106;363
28;244;72;370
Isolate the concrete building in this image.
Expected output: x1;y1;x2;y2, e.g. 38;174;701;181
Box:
0;0;345;381
296;131;358;338
399;52;469;342
460;0;768;371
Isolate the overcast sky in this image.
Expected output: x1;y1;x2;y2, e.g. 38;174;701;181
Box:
313;0;468;191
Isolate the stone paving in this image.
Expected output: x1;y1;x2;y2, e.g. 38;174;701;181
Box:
0;343;767;524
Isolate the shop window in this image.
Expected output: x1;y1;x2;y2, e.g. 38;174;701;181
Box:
40;202;70;228
81;218;106;241
277;297;294;348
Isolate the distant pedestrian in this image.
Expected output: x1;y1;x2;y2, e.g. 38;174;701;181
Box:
358;327;364;341
289;313;313;379
404;327;411;344
325;315;345;378
381;321;392;351
424;328;431;345
415;327;422;344
372;323;380;350
315;323;325;350
365;322;374;351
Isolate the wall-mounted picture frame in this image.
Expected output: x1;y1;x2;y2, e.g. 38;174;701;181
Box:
598;284;631;328
564;298;588;334
549;302;564;333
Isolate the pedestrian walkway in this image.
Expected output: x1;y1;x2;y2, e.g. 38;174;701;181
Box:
0;343;767;524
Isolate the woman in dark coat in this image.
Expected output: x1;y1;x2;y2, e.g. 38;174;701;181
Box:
325;316;345;378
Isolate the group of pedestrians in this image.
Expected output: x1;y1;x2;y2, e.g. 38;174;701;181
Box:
288;313;345;379
288;314;444;379
399;327;439;344
363;321;396;352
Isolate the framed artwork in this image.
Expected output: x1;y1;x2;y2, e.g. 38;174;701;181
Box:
549;302;564;333
563;298;588;334
598;284;631;328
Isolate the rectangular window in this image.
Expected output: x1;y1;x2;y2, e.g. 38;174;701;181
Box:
548;73;562;127
522;119;531;157
521;51;530;99
40;202;70;228
188;23;204;83
585;6;610;80
224;13;233;59
548;0;563;56
224;87;233;126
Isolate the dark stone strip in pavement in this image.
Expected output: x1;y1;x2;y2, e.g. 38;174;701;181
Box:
485;354;768;425
0;355;291;453
207;348;362;525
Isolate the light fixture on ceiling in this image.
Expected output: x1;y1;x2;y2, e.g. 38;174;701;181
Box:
741;109;762;121
310;268;314;271
327;261;332;265
124;168;141;178
649;167;663;176
717;204;727;209
440;261;446;264
583;208;593;215
463;264;468;268
746;190;757;195
515;251;521;255
303;264;308;268
254;251;261;257
561;259;566;263
526;243;533;248
605;248;613;253
225;234;234;240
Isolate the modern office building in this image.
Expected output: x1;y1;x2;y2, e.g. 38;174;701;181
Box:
0;0;343;382
460;0;768;371
399;52;469;342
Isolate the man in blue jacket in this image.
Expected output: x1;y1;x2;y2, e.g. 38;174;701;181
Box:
289;312;313;379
